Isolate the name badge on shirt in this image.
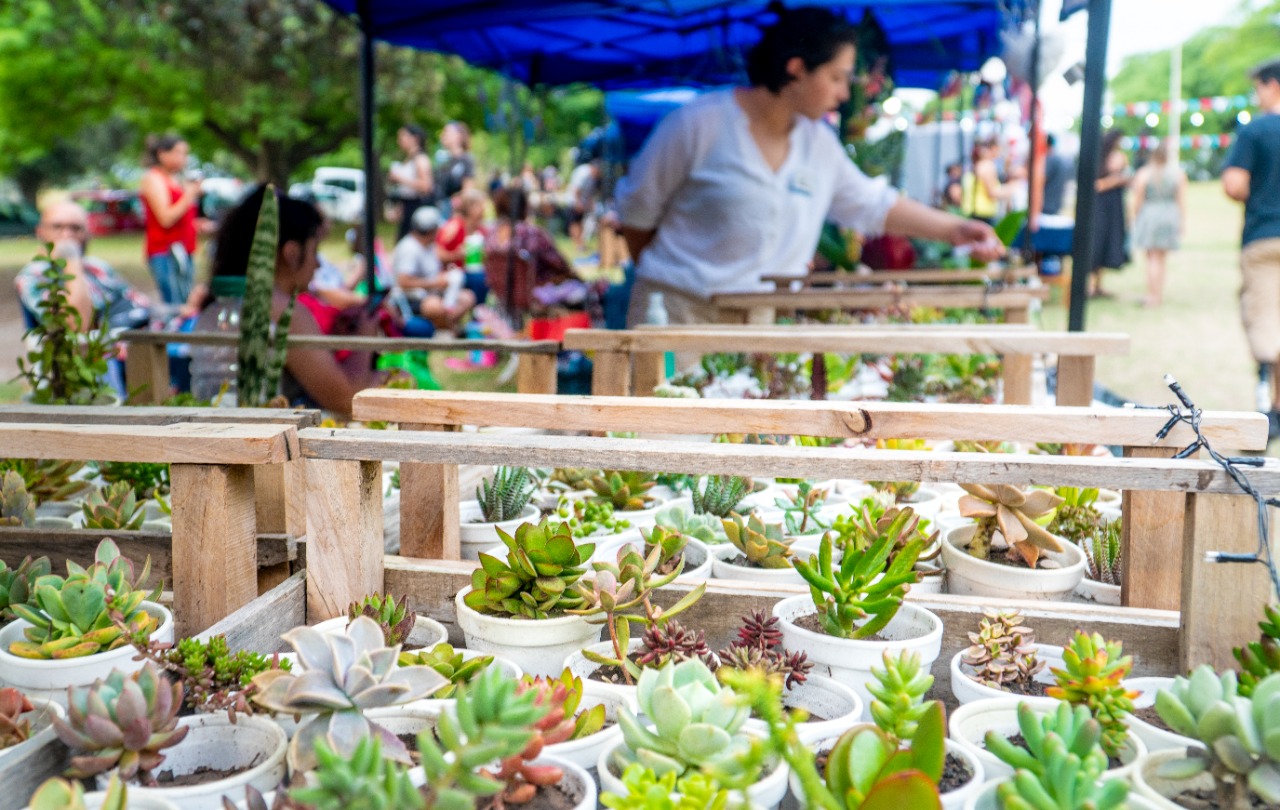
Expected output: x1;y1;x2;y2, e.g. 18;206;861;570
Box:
788;170;814;197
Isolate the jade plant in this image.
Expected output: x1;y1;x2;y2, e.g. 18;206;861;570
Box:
250;616;446;771
0;686;33;748
590;470;658;511
602;764;734;810
985;702;1129;810
53;661;189;784
721;513;793;569
347;592;416;647
399;642;494;699
691;475;751;519
717;610;812;689
1154;667;1280;807
0;554;50;622
476;466;535;523
957;483;1065;568
10;538;161;660
1236;603;1280;696
792;508;928;640
960;609;1044;691
0;471;36;527
289;735;425;810
1082;521;1123;586
1046;631;1137;759
80;482;146;531
464;518;594;619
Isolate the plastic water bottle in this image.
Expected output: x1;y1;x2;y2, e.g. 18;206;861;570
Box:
189;276;244;406
463;232;485;273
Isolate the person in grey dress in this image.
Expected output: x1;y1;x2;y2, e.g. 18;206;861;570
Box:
1131;140;1187;307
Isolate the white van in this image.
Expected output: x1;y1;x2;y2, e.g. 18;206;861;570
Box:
300;167;365;222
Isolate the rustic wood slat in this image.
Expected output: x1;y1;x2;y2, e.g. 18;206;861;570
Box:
351;391;1267;450
710;286;1049;313
1000;303;1034;407
0;405;319;427
632;352;665;397
634;322;1037;332
301;429;1280;495
120;329;559;353
761;267;1038;286
516;353;558;395
0;423;298;464
1122;447;1186;611
591;351;632;397
124;342;171;404
1056;356;1097;407
196;570;307;655
399;423;461;560
305;458;384;622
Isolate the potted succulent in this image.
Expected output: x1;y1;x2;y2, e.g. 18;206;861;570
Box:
458;466;540;561
398;642;522;707
710;513;802;583
79;483;147;531
119;632;290;717
1045;631;1141;765
1077;520;1123;605
801;500;944;595
0;471;37;528
588;470;668;529
27;773;180;810
0;555;51;626
0;539;173;703
653;503;728;548
600;764;736;809
456;518;602;676
690;474;753;521
310;593;447;650
550;494;639;552
53;662;286;810
0;685;66;769
0;458;91;520
941;484;1085;601
775;508;943;710
949;610;1062;705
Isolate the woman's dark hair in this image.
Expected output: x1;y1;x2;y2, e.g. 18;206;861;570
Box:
211;185;324;279
400;124;427;152
144;134;185;167
491;183;528;222
746;5;858;93
1250;58;1280;86
1098;130;1125;178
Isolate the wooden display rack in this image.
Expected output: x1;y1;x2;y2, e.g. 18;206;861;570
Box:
760;265;1038;288
710;284;1049;325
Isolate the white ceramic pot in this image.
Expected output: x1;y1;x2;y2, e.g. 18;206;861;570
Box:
99;713;286;810
544;680;631;774
455;588;602;677
35;500;79;519
743;674;863;744
773;594;943;719
0;601;174;705
525;755;599;810
948;697;1146;782
33;516;75;529
458;501;541;561
965;780;1162;810
599;736;789;809
711;552;804;585
311;613;447;650
1123;677;1199;754
948;645;1064;706
942;525;1086;601
1073;576;1121;605
364;703;441;747
0;696;64;768
792;738;983;810
1132;748;1218;809
899;485;945;520
69;794;180;810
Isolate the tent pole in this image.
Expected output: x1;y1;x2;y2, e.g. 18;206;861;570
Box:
358;0;380;307
1067;0;1113;331
1025;0;1042;254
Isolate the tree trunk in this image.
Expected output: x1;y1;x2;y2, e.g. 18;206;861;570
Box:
255;142;292;189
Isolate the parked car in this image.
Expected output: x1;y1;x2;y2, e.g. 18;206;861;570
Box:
290;167;364;223
0;198;37;237
70;190;145;236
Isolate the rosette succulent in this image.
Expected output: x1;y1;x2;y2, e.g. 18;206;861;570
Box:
398;642;494;699
590;470;658;512
0;471;35;527
721;513;792;569
80;482;146;531
654;505;725;544
0;554;50;622
957;483;1064;568
960;609;1044;691
464;518;594;619
1046;631;1137;758
347;592;415;647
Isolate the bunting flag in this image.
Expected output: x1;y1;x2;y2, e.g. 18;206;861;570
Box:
1109;94;1252;118
1119;133;1236;151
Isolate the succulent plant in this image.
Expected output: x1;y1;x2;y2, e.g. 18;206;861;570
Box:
1046;631;1138;759
654;505;725;544
288;735;425;810
612;660;759;783
546;467;601;493
0;470;36;527
828;500;941;582
792;508;928;640
1235;604;1280;697
636;619;715;671
0;554;51;622
960;609;1044;691
1082;520;1123;586
602;764;734;810
552;494;631;538
464;518;594;619
1046;486;1106;546
30;773;132;810
691;475;750;518
150;634;290;714
53;661;188;783
958;483;1064;568
986;702;1129;810
10;539;161;660
718;610;811;689
399;642;494;699
721;513;793;569
823;704;947;808
642;525;698;577
867;651;935;745
518;669;606;741
90;461;171;500
250;616;447;771
774;481;832;536
0;686;33;749
476;466;536;523
80;482;146;531
1154;667;1280;807
347;593;416;647
590;470;658;512
0;458;91;505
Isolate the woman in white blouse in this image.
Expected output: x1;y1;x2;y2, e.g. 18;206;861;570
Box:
617;6;1005;325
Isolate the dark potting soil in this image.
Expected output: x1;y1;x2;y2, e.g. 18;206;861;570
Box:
398;732;423;765
1133;704;1175;733
1003;679;1052;698
473;783;580;810
792;612;889;642
1172;788;1274;809
154;756;260;788
938;752;975;794
986;547;1042;570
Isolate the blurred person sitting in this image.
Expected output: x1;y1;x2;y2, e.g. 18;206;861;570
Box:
392;206;475;332
437;188;488;267
484;182;581;317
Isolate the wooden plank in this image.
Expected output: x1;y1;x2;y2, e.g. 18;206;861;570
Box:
121;329;559;354
0;405;319;427
1122;447;1186;611
562;328;1129;356
301;429;1280;495
633;322;1036;332
124;342;170;405
253;459;301;593
170;463;259;637
631;352;664;397
305;458;383;621
516;353;558;395
0;423;298;464
196;570;306;655
1001;304;1034;407
399;423;461;560
352;391;1268;450
1056;356;1096;407
1180;493;1274;670
711;286;1049;313
761;267;1038;287
591;351;632;397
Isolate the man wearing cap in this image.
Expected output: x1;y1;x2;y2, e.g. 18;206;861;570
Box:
391;205;474;332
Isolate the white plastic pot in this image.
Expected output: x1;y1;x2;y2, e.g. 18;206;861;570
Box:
458;501;541;561
311;613;447;650
710;553;805;585
948;645;1064;706
964;780;1164;810
100;713;287;810
598;736;789;809
898;485;945;520
0;696;64;768
773;594;943;719
792;738;983;810
742;674;863;743
0;601;174;705
33;516;75;529
609;495;671;530
455;588;602;677
544;680;631;774
1123;677;1199;754
1132;748;1217;809
942;525;1085;601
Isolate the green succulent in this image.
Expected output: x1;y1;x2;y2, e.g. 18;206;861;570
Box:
80;482;145;531
1046;486;1105;546
721;513;793;569
546;467;602;492
553;495;632;538
0;458;90;504
0;471;35;527
867;650;935;745
1082;520;1123;586
53;661;188;783
985;702;1129;810
9;538;161;659
774;481;833;536
29;773;131;810
289;735;425;810
1046;631;1138;758
347;592;416;647
691;475;750;519
464;518;594;619
792;508;926;640
1236;604;1280;697
1154;667;1280;807
868;480;921;503
601;764;734;810
0;554;51;622
823;704;946;808
90;461;171;500
399;642;494;699
827;501;941;583
165;634;290;712
590;470;657;512
476;466;536;523
251;616;447;772
654;505;726;544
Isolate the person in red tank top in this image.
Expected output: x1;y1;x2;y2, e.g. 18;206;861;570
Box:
140;134;200;305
